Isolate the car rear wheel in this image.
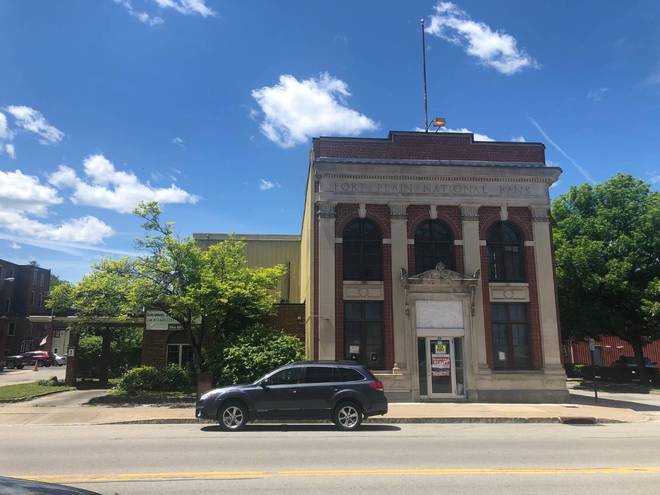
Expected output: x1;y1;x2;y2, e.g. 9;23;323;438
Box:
218;402;248;431
332;401;363;431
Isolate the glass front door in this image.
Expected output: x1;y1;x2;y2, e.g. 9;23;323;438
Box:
417;336;464;398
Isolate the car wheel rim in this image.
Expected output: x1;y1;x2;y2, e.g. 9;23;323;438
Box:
338;405;359;429
222;406;244;429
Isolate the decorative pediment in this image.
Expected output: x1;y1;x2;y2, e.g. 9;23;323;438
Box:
403;263;480;285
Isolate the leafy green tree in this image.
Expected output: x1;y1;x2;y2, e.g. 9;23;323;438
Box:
211;324;304;386
46;259;138;385
129;201;286;375
553;174;660;381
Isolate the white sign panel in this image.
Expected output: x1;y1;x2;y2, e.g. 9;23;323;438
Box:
416;301;464;330
145;310;181;331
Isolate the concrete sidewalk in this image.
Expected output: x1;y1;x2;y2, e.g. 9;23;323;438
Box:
0;389;650;425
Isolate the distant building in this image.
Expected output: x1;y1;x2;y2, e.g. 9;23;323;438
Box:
0;259;51;357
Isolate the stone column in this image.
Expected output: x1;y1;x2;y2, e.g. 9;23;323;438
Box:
317;201;336;360
530;206;563;369
389;203;409;370
460;205;488;371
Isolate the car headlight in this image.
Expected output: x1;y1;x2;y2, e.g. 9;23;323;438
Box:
200;390;222;401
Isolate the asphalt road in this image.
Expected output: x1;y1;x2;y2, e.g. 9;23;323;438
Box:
0;365;66;385
2;422;660;494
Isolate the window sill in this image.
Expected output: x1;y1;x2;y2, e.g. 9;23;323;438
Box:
492;369;542;374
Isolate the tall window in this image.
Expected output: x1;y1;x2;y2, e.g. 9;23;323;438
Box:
487;222;525;282
343;219;383;281
491;303;531;369
166;331;193;369
414;220;454;273
344;302;384;369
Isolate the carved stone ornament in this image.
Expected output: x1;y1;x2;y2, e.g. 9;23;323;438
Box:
404;263;480;315
317;201;336;219
460;205;479;221
530;205;550;222
389;203;408;219
408;262;480;283
358;203;367;218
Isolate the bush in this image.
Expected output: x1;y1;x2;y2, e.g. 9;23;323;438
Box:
208;325;304;386
116;365;192;393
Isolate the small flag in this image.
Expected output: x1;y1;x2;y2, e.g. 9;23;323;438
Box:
39;336;47;346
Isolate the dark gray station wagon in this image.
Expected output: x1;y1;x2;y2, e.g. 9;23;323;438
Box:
196;361;388;431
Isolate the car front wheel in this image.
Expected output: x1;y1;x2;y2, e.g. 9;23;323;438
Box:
332;401;363;431
218;402;248;431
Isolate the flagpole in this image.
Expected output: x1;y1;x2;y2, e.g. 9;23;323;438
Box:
420;18;429;132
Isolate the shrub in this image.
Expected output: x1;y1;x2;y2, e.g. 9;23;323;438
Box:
117;365;192;393
208;325;304;386
77;328;143;380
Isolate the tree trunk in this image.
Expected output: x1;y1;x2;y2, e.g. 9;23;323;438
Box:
99;326;112;387
631;336;649;384
184;321;202;375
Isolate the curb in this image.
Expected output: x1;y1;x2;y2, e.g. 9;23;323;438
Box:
100;416;619;426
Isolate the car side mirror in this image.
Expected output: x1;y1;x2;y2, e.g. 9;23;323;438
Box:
260;378;270;388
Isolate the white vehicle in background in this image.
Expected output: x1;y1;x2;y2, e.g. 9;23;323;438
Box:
54;353;67;366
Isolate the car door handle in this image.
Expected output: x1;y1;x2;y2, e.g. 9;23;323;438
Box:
291;390;298;394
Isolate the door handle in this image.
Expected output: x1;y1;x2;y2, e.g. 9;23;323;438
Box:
291;390;298;394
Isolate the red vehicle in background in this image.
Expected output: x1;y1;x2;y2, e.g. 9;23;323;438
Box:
20;351;56;368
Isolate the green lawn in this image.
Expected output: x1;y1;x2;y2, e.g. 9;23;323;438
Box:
0;382;75;402
88;389;196;405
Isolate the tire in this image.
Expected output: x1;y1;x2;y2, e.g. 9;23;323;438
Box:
45;362;51;367
16;364;24;369
332;401;363;431
37;361;45;367
217;401;248;431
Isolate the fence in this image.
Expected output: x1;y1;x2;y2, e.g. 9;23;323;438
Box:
563;336;660;366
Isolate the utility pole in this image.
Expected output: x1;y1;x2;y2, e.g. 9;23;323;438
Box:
420;18;429;132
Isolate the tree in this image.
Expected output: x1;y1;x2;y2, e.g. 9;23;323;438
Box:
46;258;138;385
129;201;285;375
553;174;660;381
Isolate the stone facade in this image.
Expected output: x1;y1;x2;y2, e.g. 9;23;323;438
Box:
300;131;569;402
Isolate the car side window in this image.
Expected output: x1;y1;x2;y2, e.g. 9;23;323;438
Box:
269;367;303;385
303;367;336;384
338;368;365;382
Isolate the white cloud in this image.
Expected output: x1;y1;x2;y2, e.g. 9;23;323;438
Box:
5;105;64;144
512;136;526;142
49;154;198;213
114;0;164;26
0;169;62;216
251;73;377;148
172;136;184;147
426;2;538;75
153;0;215;17
587;87;609;102
259;179;280;191
0;169;113;245
648;173;660;184
4;144;16;159
0;112;9;140
9;241;20;250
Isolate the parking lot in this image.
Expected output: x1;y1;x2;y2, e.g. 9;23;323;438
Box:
0;365;67;386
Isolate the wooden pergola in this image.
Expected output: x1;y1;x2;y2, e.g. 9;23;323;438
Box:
28;315;144;386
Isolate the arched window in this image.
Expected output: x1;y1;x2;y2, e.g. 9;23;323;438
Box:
343;219;383;281
414;220;454;273
487;222;525;282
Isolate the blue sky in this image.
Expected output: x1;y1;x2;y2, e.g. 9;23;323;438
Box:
0;0;659;281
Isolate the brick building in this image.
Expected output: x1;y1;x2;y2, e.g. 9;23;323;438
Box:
0;259;51;357
142;130;568;402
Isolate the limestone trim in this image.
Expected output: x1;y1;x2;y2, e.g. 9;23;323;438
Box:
343;281;385;301
389;203;408;219
317;201;336;219
460;205;480;221
530;205;551;222
488;283;530;303
317;173;555;184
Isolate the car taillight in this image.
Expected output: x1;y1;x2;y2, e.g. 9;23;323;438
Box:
369;380;383;390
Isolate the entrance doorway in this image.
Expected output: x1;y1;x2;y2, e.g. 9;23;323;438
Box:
417;336;464;398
